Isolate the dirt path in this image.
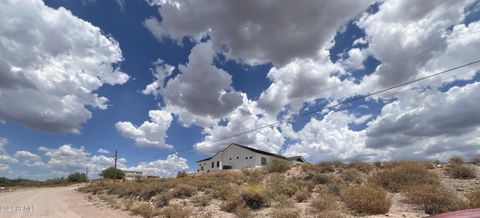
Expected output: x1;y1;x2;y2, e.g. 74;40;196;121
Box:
0;185;134;218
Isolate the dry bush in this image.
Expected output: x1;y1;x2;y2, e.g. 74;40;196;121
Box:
107;182;145;197
446;164;476;179
347;161;374;173
267;174;298;197
341;185;391;215
173;184;197;198
311;173;333;185
242;169;266;184
309;192;339;214
266;159;292;173
466;190;480;208
314;210;344;218
233;206;253;218
161;204;191;218
154;191;174;207
212;183;238;200
315;162;337;173
274;194;294;208
99;194;120;209
139;182;168;201
130;202;159;218
340;169;363;184
472;155;480;165
78;182;108;195
220;192;243;212
241;183;270;209
370;161;439;192
271;207;300;218
404;185;467;215
449;155;464;165
325;181;347;197
191;193;211;207
294;188;310;202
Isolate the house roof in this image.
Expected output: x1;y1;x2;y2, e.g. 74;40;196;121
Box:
196;143;307;163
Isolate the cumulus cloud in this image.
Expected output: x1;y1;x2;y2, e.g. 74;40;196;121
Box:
145;0;374;65
116;110;173;148
97;148;110;154
357;0;471;87
0;0;129;133
143;42;243;127
127;153;189;177
195;94;285;155
0;138;17;171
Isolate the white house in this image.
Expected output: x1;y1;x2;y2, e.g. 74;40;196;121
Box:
123;170;159;181
196;143;307;172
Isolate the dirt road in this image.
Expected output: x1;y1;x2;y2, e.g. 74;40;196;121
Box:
0;185;134;218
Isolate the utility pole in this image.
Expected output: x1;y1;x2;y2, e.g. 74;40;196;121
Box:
85;165;89;182
113;150;118;183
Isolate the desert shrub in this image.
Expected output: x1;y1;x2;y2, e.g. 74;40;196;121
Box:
271;207;300;218
467;190;480;208
173;184;197;198
176;171;187;178
130;202;159;218
220;192;243;212
191;193;211;207
267;174;298;197
79;182;107;195
242;169;266;183
446;164;476;179
314;210;344;218
449;155;464;165
404;185;467;215
154;191;174;207
325;181;347;197
341;185;391;215
315;162;336;173
472;155;480;165
241;183;270;209
161;204;191;218
266;159;292;173
139;183;167;201
294;188;310;202
340;169;362;184
309;192;338;214
212;184;238;200
312;173;333;185
370;161;439;192
107;182;145;197
347;161;374;173
233;206;253;218
273;194;294;208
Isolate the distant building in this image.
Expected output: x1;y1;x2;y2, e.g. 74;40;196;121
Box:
123;170;159;180
196;143;307;173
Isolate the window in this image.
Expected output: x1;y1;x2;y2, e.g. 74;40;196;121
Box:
211;162;214;168
245;157;248;160
201;166;204;171
229;158;232;160
236;156;239;159
261;157;267;165
217;161;220;168
249;156;253;159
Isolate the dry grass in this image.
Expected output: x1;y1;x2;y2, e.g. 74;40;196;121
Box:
347;161;374;173
161;204;192;218
294;188;310;202
173;184;197;198
271;207;300;218
309;192;339;214
341;185;391;215
130;202;159;218
449;155;464;165
472;155;480;165
403;185;468;215
241;183;270;209
233;206;253;218
266;159;292;173
370;161;439;192
340;168;362;184
191;193;211;207
466;190;480;208
220;192;243;212
445;164;476;179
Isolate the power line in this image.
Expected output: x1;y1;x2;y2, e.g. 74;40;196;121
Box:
136;59;480;163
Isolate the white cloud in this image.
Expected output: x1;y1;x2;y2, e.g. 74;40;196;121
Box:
144;42;243;127
144;0;374;65
0;138;17;166
116;110;173;148
345;48;367;70
127;153;189;177
195;94;284;155
14;150;44;167
0;0;129;133
97;148;109;154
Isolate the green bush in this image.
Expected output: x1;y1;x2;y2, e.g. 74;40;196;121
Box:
67;172;88;182
266;159;292;173
176;171;187;178
100;167;125;179
341;185;391;215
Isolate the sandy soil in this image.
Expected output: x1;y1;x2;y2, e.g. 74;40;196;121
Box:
0;185;135;218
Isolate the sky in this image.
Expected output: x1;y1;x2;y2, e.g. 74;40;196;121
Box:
0;0;479;180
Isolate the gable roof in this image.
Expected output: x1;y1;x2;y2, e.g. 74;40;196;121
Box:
196;143;307;163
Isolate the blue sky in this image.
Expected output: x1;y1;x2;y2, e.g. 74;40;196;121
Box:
0;0;479;180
